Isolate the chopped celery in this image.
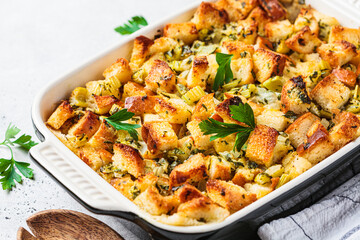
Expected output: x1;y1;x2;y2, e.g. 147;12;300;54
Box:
262;76;283;92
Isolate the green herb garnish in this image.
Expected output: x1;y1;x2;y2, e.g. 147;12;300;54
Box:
199;102;255;151
114;16;148;35
213;53;234;91
0;124;37;190
105;109;141;140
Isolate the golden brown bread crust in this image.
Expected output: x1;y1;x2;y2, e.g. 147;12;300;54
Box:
206;179;257;213
247;6;272;36
215;96;247;125
258;0;287;21
329;111;360;150
332;68;357;88
281;76;311;115
215;0;258;21
122;81;154;100
93;95;119;115
68;111;100;139
317;40;357;68
310;73;351;111
141;121;178;154
175;183;204;203
169;153;207;188
47;100;74;130
285;26;322;54
191;93;216;121
112;143;145;178
130;35;154;71
297;120;334;164
88;120;116;151
191;2;229;30
103;58;132;84
145;60;176;93
245;125;279;167
253;48;286;83
285;112;319;148
187;56;209;90
163;22;198;45
124;95;158;115
221;40;255;59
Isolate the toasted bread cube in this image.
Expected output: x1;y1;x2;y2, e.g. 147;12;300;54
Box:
175;183;204;203
221;40;254;59
141;121;178;154
310;74;351;111
88;120;116;151
113;143;145;177
265;20;294;43
235;19;258;45
149;37;180;55
68;111;100;140
285;112;319;148
243;178;279;199
232;167;262;187
281;76;311;115
169;153;207;187
215;0;258;21
247;7;272;36
215;96;245;124
297;120;334;164
130;35;154;71
256;36;274;50
154;98;192;124
124;96;158;115
253;48;286;83
256;109;290;132
103;58;132;85
92;95;119;115
285;26;322;54
317;40;357;68
206;179;257;213
282;151;312;179
163;22;198;45
133;186;177;215
176;197;230;223
332;68;357;88
187;118;212;150
294;7;319;35
122;81;154;100
231;58;255;85
206;156;233;180
245;125;279;167
186;56;209;90
79;147;113;171
213;133;236;154
329;26;360;48
258;0;287;21
145;60;176;93
47;101;74;129
191;2;229;30
329;111;360;150
191;93;216;121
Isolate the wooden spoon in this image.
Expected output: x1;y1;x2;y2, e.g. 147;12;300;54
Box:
17;209;124;240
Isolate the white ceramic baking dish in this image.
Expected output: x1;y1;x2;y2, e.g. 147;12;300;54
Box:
30;0;360;239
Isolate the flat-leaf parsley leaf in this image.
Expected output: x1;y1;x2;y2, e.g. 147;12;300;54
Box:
105;109;141;141
0;123;37;190
114;16;148;35
213;53;234;91
199;102;255;151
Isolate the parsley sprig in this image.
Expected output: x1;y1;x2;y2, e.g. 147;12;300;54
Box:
0;124;37;190
114;16;148;35
105;109;141;140
199;103;255;151
213;53;234;91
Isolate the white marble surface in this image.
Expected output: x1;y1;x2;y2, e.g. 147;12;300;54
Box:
0;0;194;239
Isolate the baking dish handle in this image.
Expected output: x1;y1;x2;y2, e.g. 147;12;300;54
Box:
29;140;136;221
